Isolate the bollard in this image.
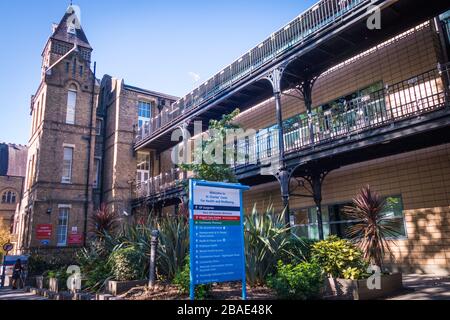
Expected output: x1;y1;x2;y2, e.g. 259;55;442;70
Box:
148;230;160;288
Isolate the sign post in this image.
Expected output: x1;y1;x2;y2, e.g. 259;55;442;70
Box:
1;242;14;288
189;180;249;300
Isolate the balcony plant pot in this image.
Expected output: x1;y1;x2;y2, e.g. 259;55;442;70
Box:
325;273;403;300
106;280;148;296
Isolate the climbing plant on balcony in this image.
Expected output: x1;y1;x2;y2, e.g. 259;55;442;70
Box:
179;108;241;183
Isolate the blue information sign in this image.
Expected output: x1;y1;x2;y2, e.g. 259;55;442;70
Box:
189;180;249;300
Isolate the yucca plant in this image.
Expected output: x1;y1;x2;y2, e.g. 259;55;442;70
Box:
91;204;120;239
155;215;190;281
113;213;189;281
244;205;302;286
344;185;398;269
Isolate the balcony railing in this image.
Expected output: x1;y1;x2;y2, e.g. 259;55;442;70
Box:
136;0;369;144
135;168;183;199
235;67;448;166
135;65;449;200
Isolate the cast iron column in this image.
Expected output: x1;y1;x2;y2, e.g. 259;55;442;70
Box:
149;230;160;288
311;173;324;240
301;79;316;146
267;67;291;225
181;122;190;180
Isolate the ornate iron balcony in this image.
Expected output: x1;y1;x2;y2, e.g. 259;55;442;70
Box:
135;0;369;144
234;66;449;166
135;65;450;201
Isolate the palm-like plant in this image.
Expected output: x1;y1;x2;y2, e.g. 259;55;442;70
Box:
244;205;296;286
113;213;189;281
91;204;120;239
344;186;398;269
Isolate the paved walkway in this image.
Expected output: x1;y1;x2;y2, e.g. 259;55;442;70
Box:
0;275;448;300
0;288;47;300
387;275;450;300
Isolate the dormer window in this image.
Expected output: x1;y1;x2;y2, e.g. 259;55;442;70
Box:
67;19;76;35
67;26;76;34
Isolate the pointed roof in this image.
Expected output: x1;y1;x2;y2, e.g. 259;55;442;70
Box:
0;143;28;177
51;5;92;50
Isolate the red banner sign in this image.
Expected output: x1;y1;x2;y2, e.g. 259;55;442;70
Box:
36;224;52;240
68;232;83;245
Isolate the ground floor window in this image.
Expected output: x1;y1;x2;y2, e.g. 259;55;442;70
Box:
292;195;407;240
57;207;70;246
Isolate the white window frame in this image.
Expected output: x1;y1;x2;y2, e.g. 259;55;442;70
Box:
94;157;101;189
1;190;17;204
66;89;77;125
62;145;74;184
57;205;71;247
96;118;103;136
292;195;408;241
138;101;152;129
136;151;151;184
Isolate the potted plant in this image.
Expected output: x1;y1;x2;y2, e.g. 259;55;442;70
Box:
106;247;147;296
342;185;404;299
311;236;370;299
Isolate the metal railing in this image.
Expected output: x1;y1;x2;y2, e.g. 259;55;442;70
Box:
235;67;448;166
136;0;369;144
135;65;449;199
135;168;183;199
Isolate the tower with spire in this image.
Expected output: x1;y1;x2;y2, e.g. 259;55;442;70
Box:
16;4;99;253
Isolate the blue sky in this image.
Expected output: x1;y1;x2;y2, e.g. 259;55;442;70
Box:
0;0;316;145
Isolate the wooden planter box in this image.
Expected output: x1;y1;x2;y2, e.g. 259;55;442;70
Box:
106;280;147;296
49;278;60;293
325;273;403;300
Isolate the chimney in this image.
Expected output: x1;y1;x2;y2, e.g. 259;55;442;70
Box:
52;23;59;33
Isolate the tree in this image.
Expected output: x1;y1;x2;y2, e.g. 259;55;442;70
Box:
0;220;11;259
179;108;241;183
90;204;119;239
344;185;397;269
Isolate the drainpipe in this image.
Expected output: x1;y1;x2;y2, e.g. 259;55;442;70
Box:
83;62;97;247
45;44;78;75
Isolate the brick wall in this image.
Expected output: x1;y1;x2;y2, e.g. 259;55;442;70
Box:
17;39;98;250
0;176;24;225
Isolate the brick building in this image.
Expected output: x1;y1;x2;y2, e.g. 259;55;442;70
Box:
0;143;27;233
14;6;177;252
14;2;450;275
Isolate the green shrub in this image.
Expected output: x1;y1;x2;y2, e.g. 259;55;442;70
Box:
173;256;211;300
156;216;189;281
278;237;316;265
44;267;70;291
76;245;113;292
110;247;143;281
28;255;51;276
268;261;324;300
311;236;368;280
244;205;294;286
111;214;189;282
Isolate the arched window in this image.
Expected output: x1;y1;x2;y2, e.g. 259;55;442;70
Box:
66;84;77;125
1;190;17;204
